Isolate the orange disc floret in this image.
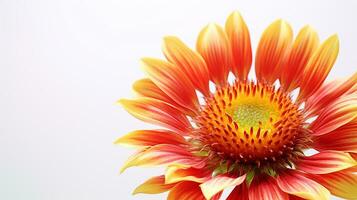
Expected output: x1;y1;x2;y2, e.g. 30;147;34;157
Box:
195;81;309;166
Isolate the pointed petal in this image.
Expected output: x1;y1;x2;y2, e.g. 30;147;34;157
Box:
197;23;231;86
141;58;199;114
249;175;289;200
167;181;206;200
304;72;357;117
132;78;192;115
310;94;357;136
165;165;210;184
163;36;210;96
200;174;246;200
114;129;187;147
255;19;293;84
308;171;357;199
225;11;252;80
296;151;357;174
314;118;357;153
119;98;191;135
120;144;204;173
227;182;249;200
277;170;330;200
299;35;339;100
132;175;175;195
280;25;319;91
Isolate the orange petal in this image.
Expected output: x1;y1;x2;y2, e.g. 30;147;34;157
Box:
255;19;293;84
304;72;357;117
167;182;205;200
132;175;175;195
197;23;231;86
280;25;319;92
308;171;357;199
277;170;330;200
141;58;199;114
119;98;191;135
120;144;204;173
165;165;210;184
313;118;357;153
114;129;187;147
163;36;211;96
296;151;357;174
309;94;357;136
200;174;246;200
225;11;252;80
227;182;249;200
298;35;339;100
249;175;289;200
132;78;192;115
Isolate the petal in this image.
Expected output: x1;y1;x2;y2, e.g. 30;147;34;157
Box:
200;174;246;200
114;129;187;147
249;175;289;200
280;25;319;92
120;144;204;173
132;175;175;195
163;36;211;96
255;19;293;84
141;58;199;114
165;165;210;184
277;170;330;200
167;181;206;200
132;78;191;115
308;171;357;199
197;23;231;86
296;151;357;174
119;98;191;135
304;72;357;117
309;94;357;136
225;11;252;80
227;182;249;200
313;118;357;153
298;35;339;100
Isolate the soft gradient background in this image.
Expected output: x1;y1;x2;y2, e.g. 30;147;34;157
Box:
1;0;356;199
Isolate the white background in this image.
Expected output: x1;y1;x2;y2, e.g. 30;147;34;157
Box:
1;0;356;199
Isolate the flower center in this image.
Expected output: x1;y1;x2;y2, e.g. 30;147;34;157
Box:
195;81;309;167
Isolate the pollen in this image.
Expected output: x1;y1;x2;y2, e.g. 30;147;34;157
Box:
195;81;306;166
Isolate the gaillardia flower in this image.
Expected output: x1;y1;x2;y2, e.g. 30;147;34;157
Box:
116;11;357;200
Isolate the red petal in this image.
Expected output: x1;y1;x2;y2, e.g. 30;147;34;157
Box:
119;98;191;135
309;94;357;136
298;35;339;100
132;78;193;116
114;129;187;147
163;36;211;96
167;182;206;200
296;151;357;174
249;175;289;200
197;23;231;86
132;175;175;195
225;11;252;80
141;58;199;114
120;144;204;173
277;170;330;200
308;171;357;199
227;182;249;200
313;118;357;153
165;165;211;184
280;25;319;92
304;72;357;117
200;174;246;200
255;19;293;84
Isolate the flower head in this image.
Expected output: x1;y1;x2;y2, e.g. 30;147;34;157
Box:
116;11;357;200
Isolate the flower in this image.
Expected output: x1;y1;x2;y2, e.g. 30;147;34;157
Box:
116;11;357;200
